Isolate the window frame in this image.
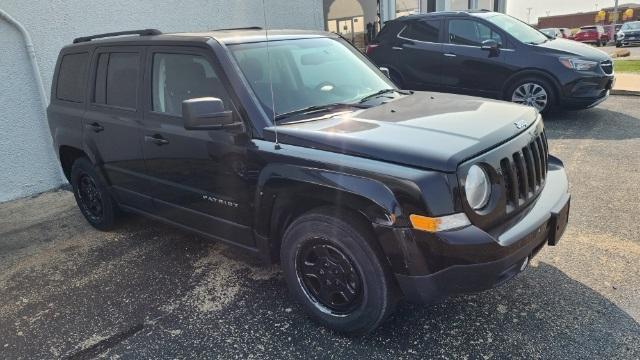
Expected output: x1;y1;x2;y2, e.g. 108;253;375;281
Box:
445;17;511;50
55;51;90;104
88;46;144;113
143;45;244;125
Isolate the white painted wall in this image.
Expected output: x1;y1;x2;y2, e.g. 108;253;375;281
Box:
0;0;322;202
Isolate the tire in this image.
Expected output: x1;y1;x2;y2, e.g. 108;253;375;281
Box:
70;157;117;231
280;208;397;335
506;76;556;114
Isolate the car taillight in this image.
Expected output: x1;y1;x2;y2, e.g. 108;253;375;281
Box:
366;44;379;55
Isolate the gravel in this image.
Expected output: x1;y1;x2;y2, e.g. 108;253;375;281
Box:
0;96;639;359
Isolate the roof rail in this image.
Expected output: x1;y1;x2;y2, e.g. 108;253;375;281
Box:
211;26;263;31
73;29;162;44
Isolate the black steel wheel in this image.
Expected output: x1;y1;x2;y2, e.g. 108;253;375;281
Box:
296;239;363;315
71;157;117;230
281;208;398;335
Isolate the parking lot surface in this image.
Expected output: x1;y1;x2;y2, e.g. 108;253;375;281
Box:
1;96;639;359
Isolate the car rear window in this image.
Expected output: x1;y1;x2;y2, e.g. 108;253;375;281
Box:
93;52;139;109
56;53;89;103
581;26;596;31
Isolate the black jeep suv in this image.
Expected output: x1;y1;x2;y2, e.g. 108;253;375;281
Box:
367;11;615;113
48;28;570;334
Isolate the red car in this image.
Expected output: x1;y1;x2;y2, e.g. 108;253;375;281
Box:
574;25;610;46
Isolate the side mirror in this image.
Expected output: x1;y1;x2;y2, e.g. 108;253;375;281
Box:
481;39;499;51
182;97;239;130
379;67;390;79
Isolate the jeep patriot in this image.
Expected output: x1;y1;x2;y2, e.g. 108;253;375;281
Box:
47;28;570;334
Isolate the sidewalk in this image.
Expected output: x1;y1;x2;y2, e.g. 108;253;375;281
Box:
612;73;640;96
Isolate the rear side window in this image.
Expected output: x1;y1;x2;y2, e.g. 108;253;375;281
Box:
56;53;89;103
400;20;441;42
93;52;139;109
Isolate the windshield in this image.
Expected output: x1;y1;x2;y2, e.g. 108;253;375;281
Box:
483;13;548;44
621;22;640;31
229;37;395;121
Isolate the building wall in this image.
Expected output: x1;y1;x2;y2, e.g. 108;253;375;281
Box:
0;0;322;203
538;5;640;29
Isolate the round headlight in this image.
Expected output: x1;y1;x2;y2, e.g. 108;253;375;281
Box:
465;165;491;210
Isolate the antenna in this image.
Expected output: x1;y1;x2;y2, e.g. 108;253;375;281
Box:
261;0;280;150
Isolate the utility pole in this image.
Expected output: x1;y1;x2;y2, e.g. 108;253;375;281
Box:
526;7;533;24
613;0;619;24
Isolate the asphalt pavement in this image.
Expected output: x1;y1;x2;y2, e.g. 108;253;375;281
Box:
1;96;639;359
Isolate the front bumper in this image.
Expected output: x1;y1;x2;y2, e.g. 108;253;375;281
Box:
560;74;614;110
390;158;570;304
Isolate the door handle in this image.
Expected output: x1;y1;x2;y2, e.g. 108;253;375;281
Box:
392;46;403;50
86;122;104;133
144;135;169;146
444;53;457;57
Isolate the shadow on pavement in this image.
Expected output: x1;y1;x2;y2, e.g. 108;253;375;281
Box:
544;98;640;140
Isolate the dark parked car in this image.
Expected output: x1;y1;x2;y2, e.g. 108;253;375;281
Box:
616;21;640;47
367;11;615;113
48;28;570;334
574;25;610;46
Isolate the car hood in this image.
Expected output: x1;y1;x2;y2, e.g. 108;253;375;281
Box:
263;92;539;172
534;38;610;61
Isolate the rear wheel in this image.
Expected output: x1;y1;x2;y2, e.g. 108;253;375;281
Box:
280;208;397;335
507;77;555;114
70;157;117;230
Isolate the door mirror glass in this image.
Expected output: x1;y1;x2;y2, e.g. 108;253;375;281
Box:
182;97;238;130
379;67;390;78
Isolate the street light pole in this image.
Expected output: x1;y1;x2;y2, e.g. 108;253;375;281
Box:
526;7;533;24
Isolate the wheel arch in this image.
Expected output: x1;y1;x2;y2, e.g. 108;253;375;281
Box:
502;68;562;101
59;145;88;181
254;164;402;263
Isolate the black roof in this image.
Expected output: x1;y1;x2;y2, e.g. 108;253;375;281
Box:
65;27;335;48
392;9;497;22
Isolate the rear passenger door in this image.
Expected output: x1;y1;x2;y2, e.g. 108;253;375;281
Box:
84;46;152;211
140;46;254;247
393;19;443;90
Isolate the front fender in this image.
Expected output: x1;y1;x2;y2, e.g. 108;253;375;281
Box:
254;163;403;238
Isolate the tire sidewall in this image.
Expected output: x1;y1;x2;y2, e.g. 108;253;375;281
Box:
280;212;392;334
70;158;116;230
507;77;556;114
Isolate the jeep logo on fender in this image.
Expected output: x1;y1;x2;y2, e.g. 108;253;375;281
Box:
514;120;529;129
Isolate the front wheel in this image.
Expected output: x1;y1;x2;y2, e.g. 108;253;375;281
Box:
280;208;397;335
507;77;555;114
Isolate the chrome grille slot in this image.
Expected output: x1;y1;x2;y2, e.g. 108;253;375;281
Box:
500;132;549;213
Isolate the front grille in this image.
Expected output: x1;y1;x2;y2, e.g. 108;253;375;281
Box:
601;60;613;75
500;132;549;213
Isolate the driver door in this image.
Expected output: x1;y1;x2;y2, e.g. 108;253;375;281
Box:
440;18;511;98
141;46;254;246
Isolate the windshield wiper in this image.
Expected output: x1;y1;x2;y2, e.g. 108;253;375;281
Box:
358;88;410;104
274;103;366;122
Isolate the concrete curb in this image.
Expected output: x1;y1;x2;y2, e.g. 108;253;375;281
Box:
611;89;640;96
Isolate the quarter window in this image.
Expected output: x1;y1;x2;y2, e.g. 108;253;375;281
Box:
93;52;139;109
400;20;441;42
56;53;89;103
151;53;230;116
448;19;503;47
